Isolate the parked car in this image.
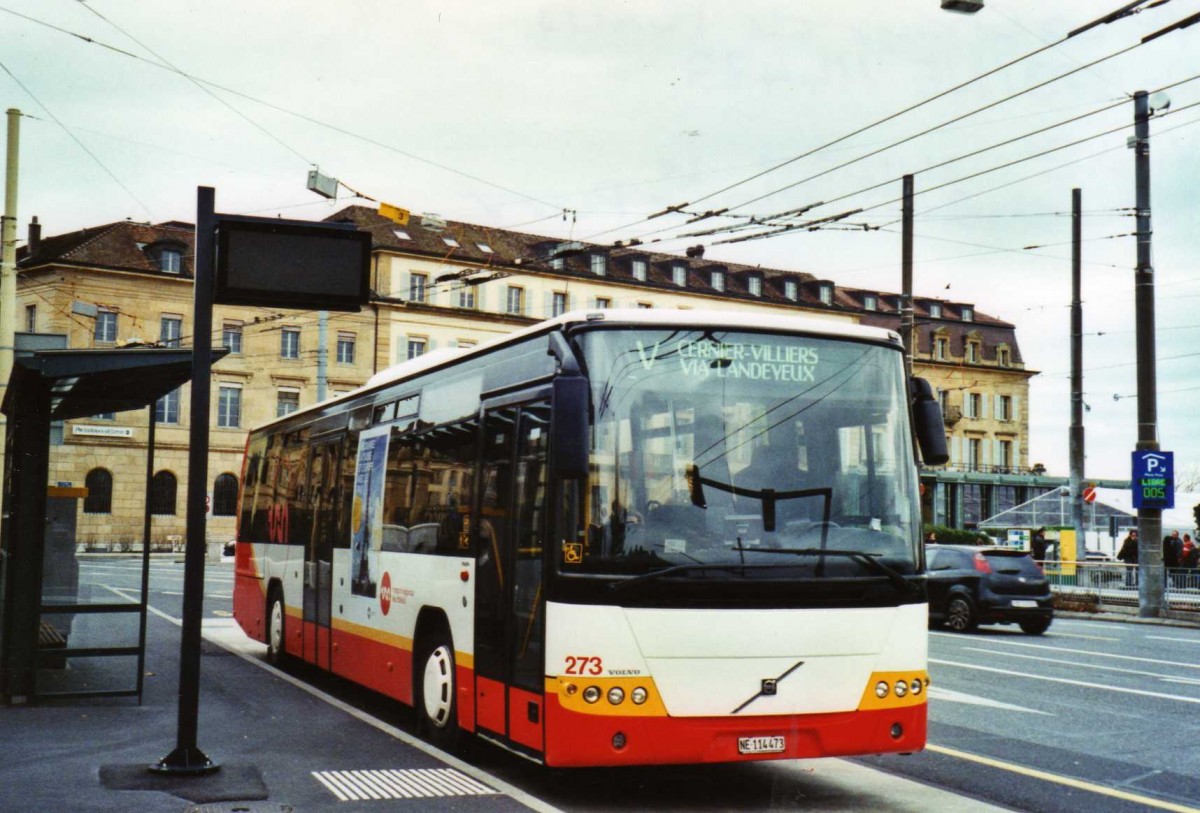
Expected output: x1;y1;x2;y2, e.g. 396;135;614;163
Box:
925;545;1054;635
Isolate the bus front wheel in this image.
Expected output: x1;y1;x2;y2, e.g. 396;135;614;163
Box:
415;629;459;750
266;589;288;666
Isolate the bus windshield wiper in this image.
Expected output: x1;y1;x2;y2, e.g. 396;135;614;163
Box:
609;563;779;591
729;547;919;595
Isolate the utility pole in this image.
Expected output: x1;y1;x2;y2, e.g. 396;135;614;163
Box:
901;174;915;376
0;109;21;487
1069;188;1085;557
317;311;328;402
1132;90;1164;617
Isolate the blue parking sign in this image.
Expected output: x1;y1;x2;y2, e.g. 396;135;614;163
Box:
1131;450;1174;509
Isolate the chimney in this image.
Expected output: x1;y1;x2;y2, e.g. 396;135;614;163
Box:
27;216;41;257
686;244;705;259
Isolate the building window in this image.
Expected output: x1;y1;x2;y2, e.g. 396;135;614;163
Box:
998;439;1013;470
997;347;1010;367
594;297;611;309
281;328;300;359
93;412;116;421
961;306;974;322
637;302;653;309
590;254;607;276
457;340;476;350
711;270;725;291
222;321;243;354
936;337;949;360
95;310;118;343
552;292;568;317
409;272;428;303
748;276;762;297
965;392;982;419
84;468;113;514
393;229;411;240
217;385;241;428
407;338;426;360
277;388;300;417
458;286;476;309
505;286;524;315
150;471;177;516
999;395;1013;421
156;388;180;424
160;315;182;348
818;284;833;305
476;242;494;254
966;438;982;471
937;390;950;412
212;473;239;517
929;303;943;319
784;280;798;301
24;304;35;333
631;259;647;281
442;236;460;248
159;249;182;274
672;263;687;287
967;341;980;363
336;332;356;364
863;295;877;311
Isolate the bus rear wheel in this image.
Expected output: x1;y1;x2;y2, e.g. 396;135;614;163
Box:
415;629;459;750
266;589;288;666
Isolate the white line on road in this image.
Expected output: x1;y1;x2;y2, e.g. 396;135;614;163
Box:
1044;632;1121;641
962;647;1195;682
933;634;1200;670
1145;635;1200;645
931;658;1200;704
928;686;1051;715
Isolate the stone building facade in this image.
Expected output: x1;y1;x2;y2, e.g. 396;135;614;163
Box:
16;207;1035;542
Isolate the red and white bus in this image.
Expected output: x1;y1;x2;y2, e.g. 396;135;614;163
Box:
233;308;947;767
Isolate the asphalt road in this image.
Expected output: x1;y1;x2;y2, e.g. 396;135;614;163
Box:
75;557;1200;812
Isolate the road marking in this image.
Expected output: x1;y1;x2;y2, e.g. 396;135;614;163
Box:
962;647;1197;682
928;686;1051;715
1146;635;1200;645
934;635;1200;671
1044;632;1120;641
931;658;1200;704
313;768;497;801
106;587;567;813
927;743;1200;813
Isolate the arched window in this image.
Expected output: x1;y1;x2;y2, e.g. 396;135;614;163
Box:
84;468;113;514
213;473;239;517
150;470;177;516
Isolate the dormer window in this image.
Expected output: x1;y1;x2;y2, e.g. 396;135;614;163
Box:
631;258;647;281
863;294;877;311
967;341;980;363
997;347;1011;367
711;270;725;291
961;306;974;322
929;302;942;319
672;263;687;287
590;254;607;276
145;240;186;274
819;283;833;305
747;275;762;296
784;279;798;301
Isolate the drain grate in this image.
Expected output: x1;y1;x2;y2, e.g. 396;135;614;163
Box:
312;768;496;801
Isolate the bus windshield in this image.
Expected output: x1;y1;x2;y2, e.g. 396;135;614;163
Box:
569;328;921;582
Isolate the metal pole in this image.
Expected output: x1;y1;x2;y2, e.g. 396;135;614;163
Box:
0;109;21;493
317;310;328;402
1069;188;1085;558
901;174;914;377
153;187;218;773
136;405;155;704
1132;91;1164;617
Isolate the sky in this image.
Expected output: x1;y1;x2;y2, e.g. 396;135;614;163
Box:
2;0;1198;483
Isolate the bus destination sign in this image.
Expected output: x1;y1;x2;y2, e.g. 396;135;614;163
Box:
1131;450;1174;510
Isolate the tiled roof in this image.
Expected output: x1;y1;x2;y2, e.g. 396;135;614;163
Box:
19;220;194;278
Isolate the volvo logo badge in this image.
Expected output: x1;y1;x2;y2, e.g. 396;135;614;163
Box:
761;678;778;696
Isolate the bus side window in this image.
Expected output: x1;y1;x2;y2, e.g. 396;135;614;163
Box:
335;431;357;549
281;430;311;546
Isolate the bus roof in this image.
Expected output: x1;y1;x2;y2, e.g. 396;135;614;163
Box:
257;308;901;430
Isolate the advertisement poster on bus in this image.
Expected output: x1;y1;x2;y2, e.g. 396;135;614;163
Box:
351;425;390;598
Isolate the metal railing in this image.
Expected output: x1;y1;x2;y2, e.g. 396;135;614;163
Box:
1040;561;1200;613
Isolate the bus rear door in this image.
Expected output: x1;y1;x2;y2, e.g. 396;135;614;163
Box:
473;398;550;756
303;435;344;670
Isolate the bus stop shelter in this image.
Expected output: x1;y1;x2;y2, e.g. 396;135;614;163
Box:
0;346;217;703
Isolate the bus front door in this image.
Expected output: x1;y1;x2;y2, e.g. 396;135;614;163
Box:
474;400;549;755
303;437;342;670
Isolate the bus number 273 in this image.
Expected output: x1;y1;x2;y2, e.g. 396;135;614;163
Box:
564;656;603;676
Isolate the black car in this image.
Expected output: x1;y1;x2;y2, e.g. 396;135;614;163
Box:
925;545;1053;635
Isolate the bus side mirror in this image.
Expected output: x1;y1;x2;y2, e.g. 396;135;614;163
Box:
552;375;590;479
910;377;949;466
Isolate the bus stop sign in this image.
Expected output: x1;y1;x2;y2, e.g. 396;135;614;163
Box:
1132;450;1174;509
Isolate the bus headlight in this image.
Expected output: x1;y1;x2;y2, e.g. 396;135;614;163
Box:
631;687;648;705
910;679;923;696
875;681;890;698
583;686;601;704
894;681;908;698
607;687;625;705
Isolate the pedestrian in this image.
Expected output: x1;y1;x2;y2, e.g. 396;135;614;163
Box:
1031;527;1048;561
1182;534;1198;570
925;530;938;545
1163;530;1181;569
1117;529;1138;586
